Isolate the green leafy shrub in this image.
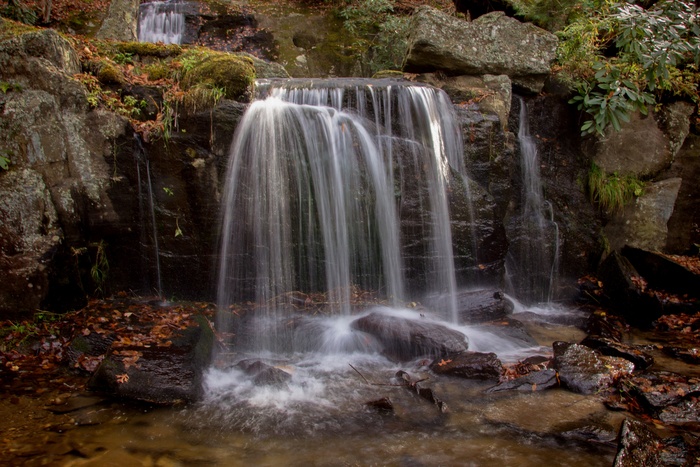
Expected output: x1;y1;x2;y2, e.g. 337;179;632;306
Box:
520;0;700;136
337;0;410;75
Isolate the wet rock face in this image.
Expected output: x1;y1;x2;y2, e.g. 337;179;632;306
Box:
350;311;469;362
510;96;602;299
403;7;558;93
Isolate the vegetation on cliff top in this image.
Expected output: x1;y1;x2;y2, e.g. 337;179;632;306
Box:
513;0;699;136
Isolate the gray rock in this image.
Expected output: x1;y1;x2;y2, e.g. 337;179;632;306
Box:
236;359;292;386
605;178;683;252
239;52;290;79
663;134;700;253
657;101;694;158
403;7;558;93
0;28;80;75
0;169;61;314
350;311;468;362
553;341;634;395
591;111;671;179
96;0;139;42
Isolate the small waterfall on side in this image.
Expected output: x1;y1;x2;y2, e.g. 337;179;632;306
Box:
138;0;185;45
216;79;469;351
506;97;560;304
134;135;164;299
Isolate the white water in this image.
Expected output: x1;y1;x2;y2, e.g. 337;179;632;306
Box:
138;0;185;45
216;79;469;348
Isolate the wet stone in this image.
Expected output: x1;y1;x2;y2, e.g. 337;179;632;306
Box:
623;372;700;412
486;369;559;393
236;359;292;386
472;318;538;347
430;351;503;380
580;336;654;371
365;397;394;413
613;419;662;466
350;312;468;362
553;342;634;395
426;289;513;324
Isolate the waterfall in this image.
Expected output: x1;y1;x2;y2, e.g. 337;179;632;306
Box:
506;97;560;304
138;0;185;45
134;135;164;298
216;79;468;349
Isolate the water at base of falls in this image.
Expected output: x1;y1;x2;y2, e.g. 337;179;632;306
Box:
138;0;185;45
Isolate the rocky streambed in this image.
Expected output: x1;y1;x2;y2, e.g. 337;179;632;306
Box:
1;267;700;466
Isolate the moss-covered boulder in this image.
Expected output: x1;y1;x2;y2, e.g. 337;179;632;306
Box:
182;53;256;101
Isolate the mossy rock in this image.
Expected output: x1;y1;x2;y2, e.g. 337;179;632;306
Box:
372;70;406;79
84;58;125;85
114;41;182;58
182;54;255;101
0;18;40;43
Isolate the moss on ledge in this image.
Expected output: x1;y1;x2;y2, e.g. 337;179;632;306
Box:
114;41;182;58
181;53;256;101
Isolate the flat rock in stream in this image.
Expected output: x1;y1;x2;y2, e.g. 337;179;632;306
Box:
430;351;503;380
580;336;654;371
613;419;663;466
350;312;468;362
486;369;559;393
553;342;634;395
89;316;213;405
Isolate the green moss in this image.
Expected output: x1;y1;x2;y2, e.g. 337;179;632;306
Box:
85;59;125;85
144;62;172;81
371;70;405;79
0;17;40;42
114;41;182;58
182;53;255;101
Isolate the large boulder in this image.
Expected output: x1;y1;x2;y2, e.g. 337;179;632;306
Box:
0;27;132;315
96;0;139;42
604;178;683;252
0;169;61;315
424;289;513;324
403;7;558;93
350;310;469;362
590;111;672;180
663;134;700;253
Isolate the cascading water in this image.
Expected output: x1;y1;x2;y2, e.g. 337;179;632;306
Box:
137;0;185;45
506;97;560;304
216;79;469;351
134;135;164;299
